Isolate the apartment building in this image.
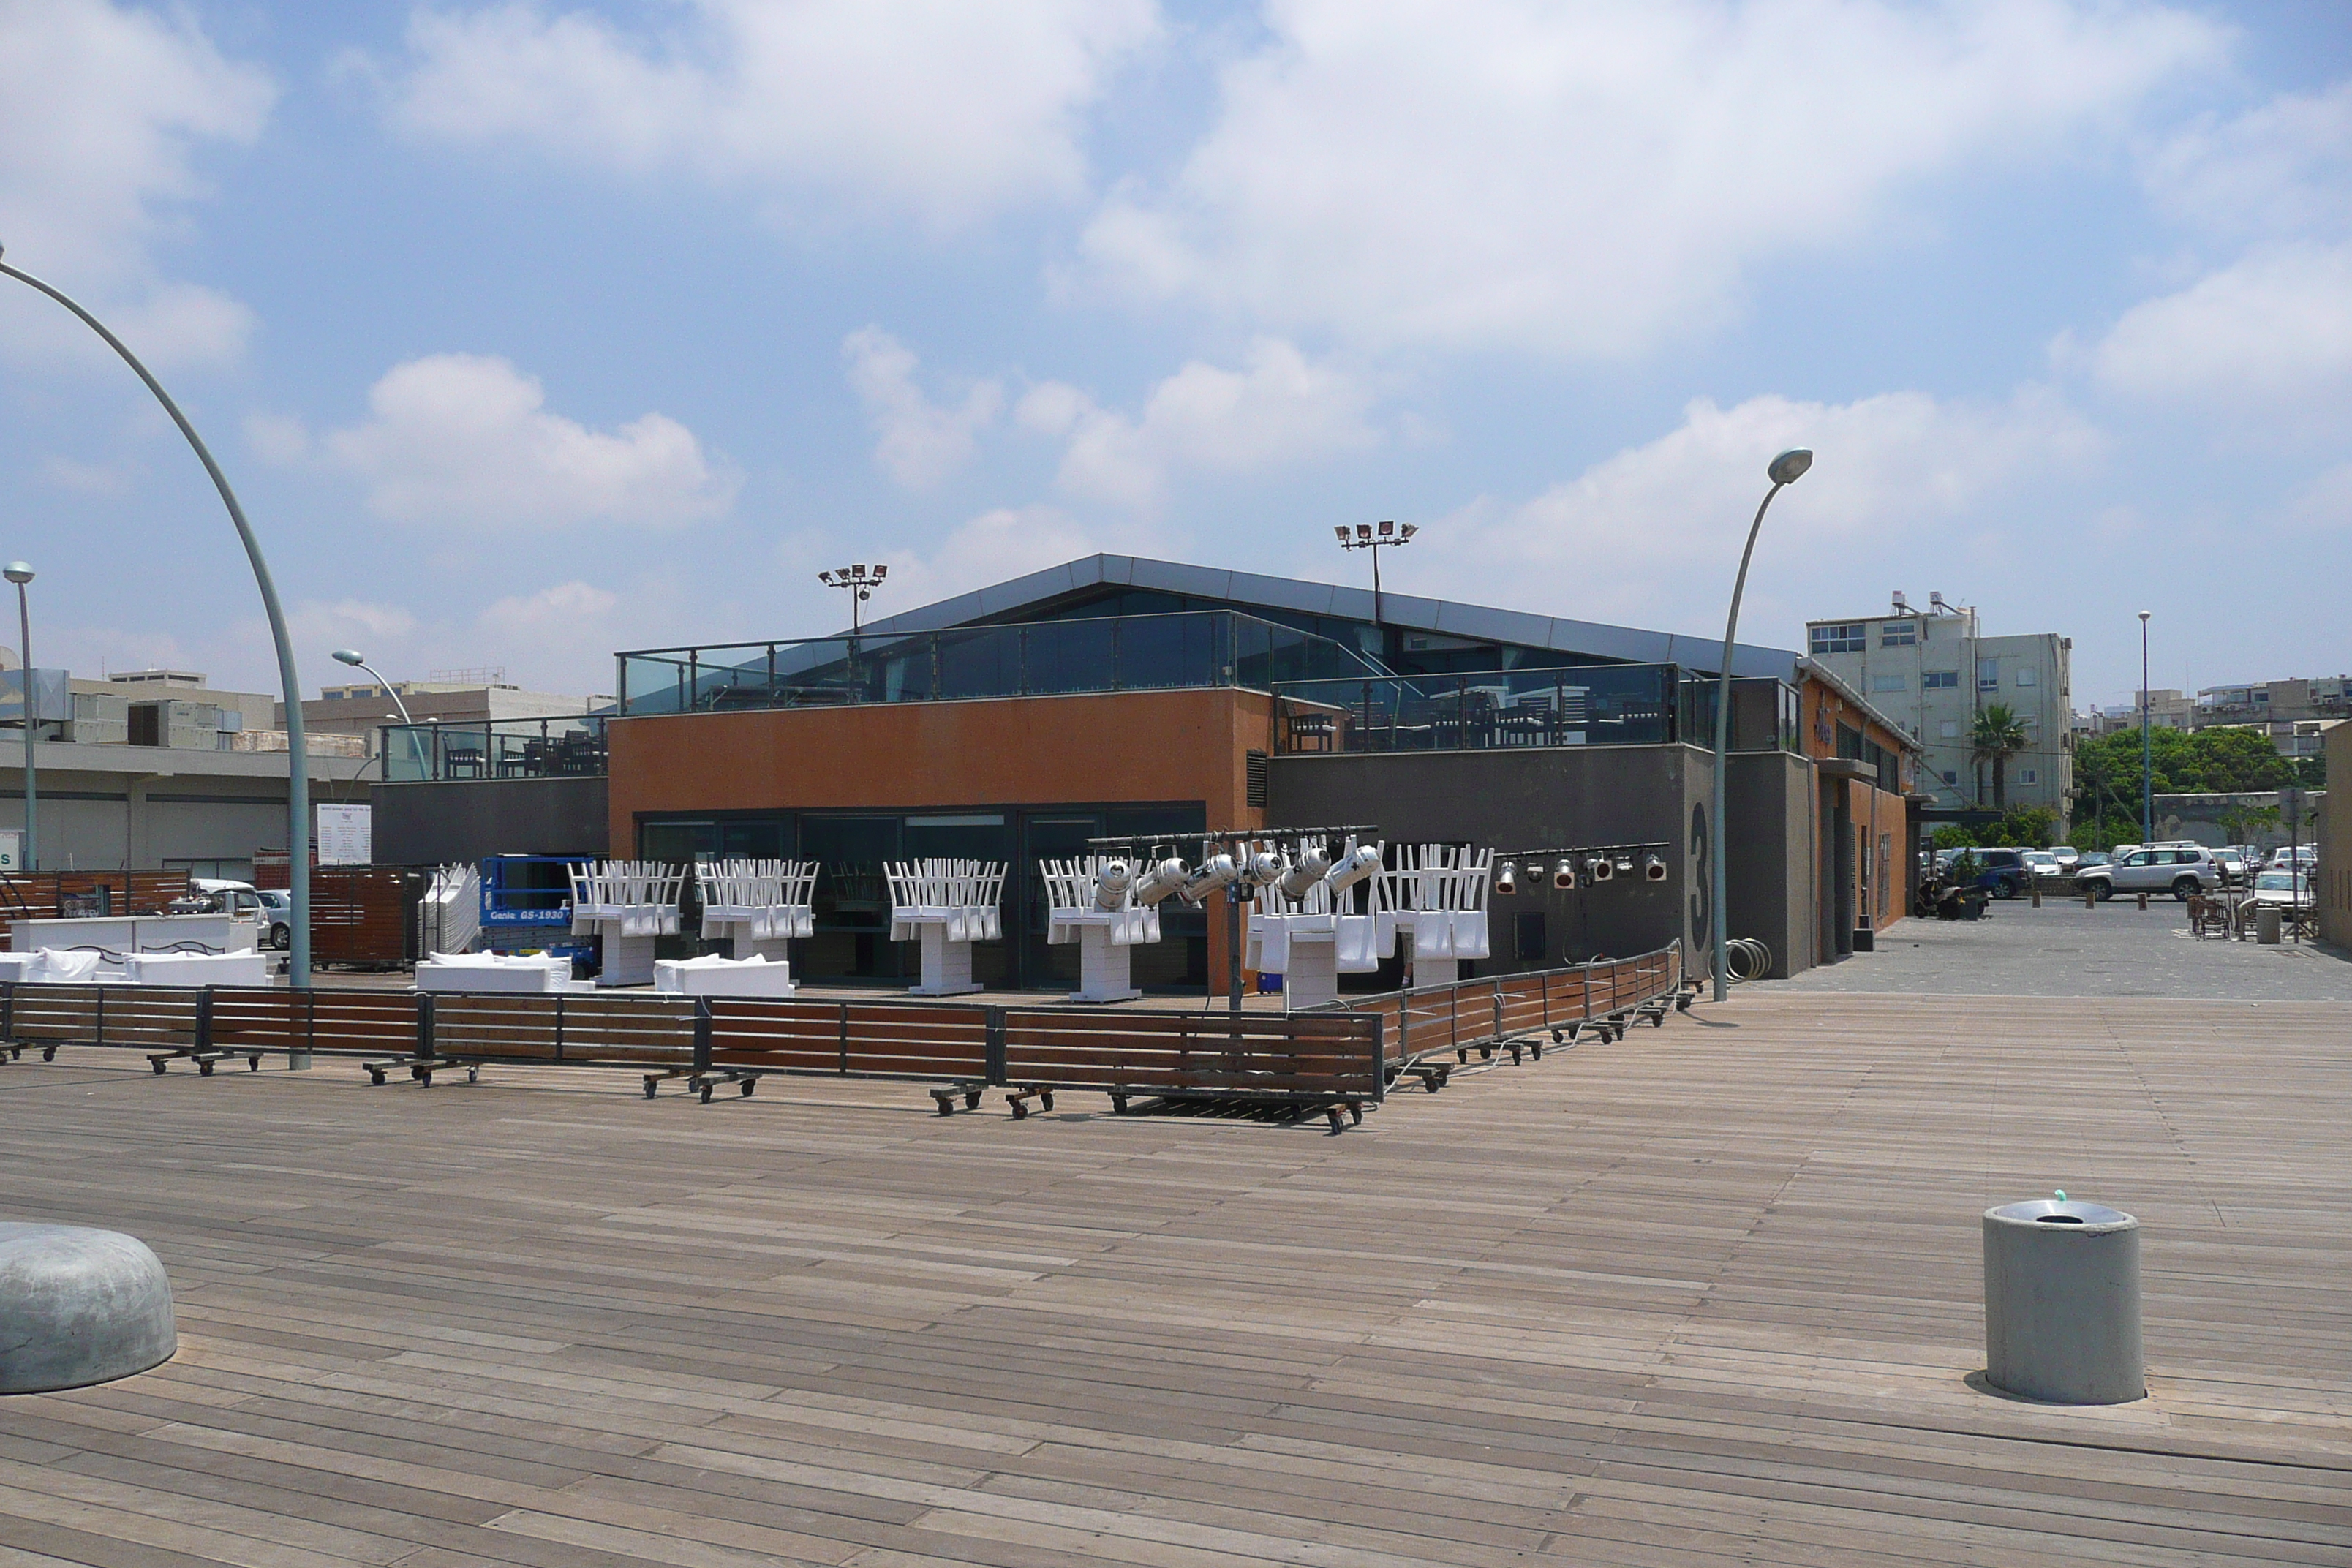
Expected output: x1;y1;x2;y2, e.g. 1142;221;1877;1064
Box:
1805;596;2073;821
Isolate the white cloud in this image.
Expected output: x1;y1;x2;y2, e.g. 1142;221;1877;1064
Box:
868;505;1107;613
2090;241;2352;415
388;0;1159;231
2144;78;2352;242
304;353;739;529
1017;337;1377;510
1427;386;2101;622
0;0;271;366
290;583;625;698
1079;0;2222;354
842;328;1003;489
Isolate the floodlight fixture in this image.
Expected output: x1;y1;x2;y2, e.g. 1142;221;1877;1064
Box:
1322;841;1382;896
1243;849;1286;889
1278;844;1332;901
1093;859;1134;911
1334;516;1419;626
1179;852;1240;904
1551;860;1577;891
1586;855;1613;883
818;561;889;635
1613;853;1636;877
1134;856;1188;905
1643;853;1668;882
1494;860;1517;896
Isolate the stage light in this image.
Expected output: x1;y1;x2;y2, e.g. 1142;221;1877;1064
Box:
1614;853;1635;878
1093;859;1134;911
1586;855;1613;883
1178;853;1240;903
1243;850;1286;889
1552;859;1576;890
1278;844;1332;901
1495;860;1517;895
1134;857;1187;905
1323;842;1382;895
1643;853;1668;882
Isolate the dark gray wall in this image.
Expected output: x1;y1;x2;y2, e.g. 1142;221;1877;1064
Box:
1269;746;1700;976
1722;750;1815;979
371;777;608;866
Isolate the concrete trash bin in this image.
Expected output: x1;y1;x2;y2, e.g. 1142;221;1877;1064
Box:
1983;1199;2142;1403
2256;904;2283;945
0;1224;177;1393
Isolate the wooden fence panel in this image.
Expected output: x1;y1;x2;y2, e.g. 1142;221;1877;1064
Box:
1003;1009;1380;1099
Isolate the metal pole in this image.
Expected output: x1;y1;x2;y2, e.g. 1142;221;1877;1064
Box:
14;578;34;870
353;660;412;780
2138;613;2153;845
1712;482;1787;1002
0;254;314;1004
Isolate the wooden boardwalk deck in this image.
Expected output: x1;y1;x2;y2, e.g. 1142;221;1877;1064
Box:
1;990;2346;1566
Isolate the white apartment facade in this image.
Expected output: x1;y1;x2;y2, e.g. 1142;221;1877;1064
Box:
1805;599;2073;823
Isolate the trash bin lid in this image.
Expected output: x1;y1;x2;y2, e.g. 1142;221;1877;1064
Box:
1986;1198;2137;1232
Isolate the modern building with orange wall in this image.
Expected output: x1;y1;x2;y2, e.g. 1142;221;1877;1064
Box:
1796;657;1926;953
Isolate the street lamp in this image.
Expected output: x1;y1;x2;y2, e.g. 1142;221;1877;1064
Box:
818;564;886;636
1711;448;1812;1003
1335;520;1417;629
5;562;34;872
1;246;316;1003
2138;611;2152;845
333;649;412;780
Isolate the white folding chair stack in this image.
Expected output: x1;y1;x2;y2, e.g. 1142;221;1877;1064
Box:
1041;856;1161;1003
1375;845;1493;987
883;859;1007;996
696;859;817;965
565;860;687;987
420;863;481;956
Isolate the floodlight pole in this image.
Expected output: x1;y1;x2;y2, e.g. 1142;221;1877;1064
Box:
0;252;314;1011
2138;611;2153;845
1711;451;1811;1003
7;565;36;870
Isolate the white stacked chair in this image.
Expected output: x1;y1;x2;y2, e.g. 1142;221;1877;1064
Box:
1374;845;1493;988
1245;837;1385;1011
696;858;816;968
884;859;1006;996
419;864;481;956
567;861;687;987
1039;856;1160;1003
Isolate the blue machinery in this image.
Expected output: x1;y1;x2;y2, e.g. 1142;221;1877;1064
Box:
478;856;594;969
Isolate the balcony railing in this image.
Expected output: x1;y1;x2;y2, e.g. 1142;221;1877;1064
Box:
615;610;1381;717
1273;668;1799;755
381;715;609;783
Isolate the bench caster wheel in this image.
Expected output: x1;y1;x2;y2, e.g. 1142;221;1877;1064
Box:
644;1079;658;1099
369;1070;386;1086
935;1098;954;1116
467;1066;480;1083
965;1090;981;1110
1530;1041;1543;1060
153;1060;167;1076
418;1072;434;1087
197;1061;213;1077
1348;1102;1363;1125
1110;1094;1128;1115
1325;1107;1346;1132
1422;1074;1441;1093
1039;1090;1053;1112
1009;1096;1027;1120
1506;1044;1522;1065
1649;1012;1665;1028
248;1055;263;1071
43;1047;59;1063
1455;1047;1469;1064
1478;1045;1493;1060
698;1084;714;1104
740;1079;755;1097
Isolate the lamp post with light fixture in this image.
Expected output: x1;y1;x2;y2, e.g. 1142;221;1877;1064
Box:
1711;449;1813;1003
333;649;412;780
2138;611;2153;846
819;564;887;636
6;561;34;871
1334;520;1417;630
0;249;313;999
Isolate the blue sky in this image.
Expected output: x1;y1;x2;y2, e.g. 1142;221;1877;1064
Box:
1;1;2347;711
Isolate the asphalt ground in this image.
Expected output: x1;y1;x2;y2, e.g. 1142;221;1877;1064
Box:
1763;892;2352;1001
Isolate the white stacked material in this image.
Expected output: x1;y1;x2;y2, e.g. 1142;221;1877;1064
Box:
415;951;581;993
1245;837;1385;1010
120;950;270;987
568;861;687;987
1374;845;1493;987
419;864;481;956
1040;857;1161;1003
0;949;110;984
11;914;252;957
654;952;799;997
884;859;1006;996
696;859;816;964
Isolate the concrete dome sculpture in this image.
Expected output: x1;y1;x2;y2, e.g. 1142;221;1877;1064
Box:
0;1224;177;1393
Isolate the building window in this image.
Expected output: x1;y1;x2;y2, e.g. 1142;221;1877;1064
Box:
1939;720;1959;739
1923;671;1959;689
1872;674;1906;693
1941;770;1957;785
1978;658;1999;691
2015;667;2038;687
1810;623;1866;655
1881;622;1917;647
2020;769;2038;785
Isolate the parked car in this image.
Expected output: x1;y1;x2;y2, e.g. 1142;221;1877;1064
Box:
256;889;293;950
2076;851;2111;870
2046;845;2081;872
2075;845;2220;901
175;878;288;947
2269;845;2319;872
2021;850;2068;883
1972;848;2032;899
2210;848;2247;885
2239;868;2314;916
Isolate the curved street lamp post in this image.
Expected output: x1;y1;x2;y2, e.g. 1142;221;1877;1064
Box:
1711;448;1813;1003
1;249;315;1016
5;562;34;871
333;649;412;780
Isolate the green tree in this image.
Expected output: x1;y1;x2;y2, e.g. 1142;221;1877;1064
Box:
1983;806;2056;848
1972;704;2029;810
1931;824;1976;851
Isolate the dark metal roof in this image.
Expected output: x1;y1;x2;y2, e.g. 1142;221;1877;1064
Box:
856;553;1801;680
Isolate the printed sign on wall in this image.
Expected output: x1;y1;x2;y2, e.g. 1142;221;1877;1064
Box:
318;803;372;866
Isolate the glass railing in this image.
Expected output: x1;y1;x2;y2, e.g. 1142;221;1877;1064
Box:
381;715;609;782
615;610;1381;717
1677;675;1803;755
1273;665;1684;754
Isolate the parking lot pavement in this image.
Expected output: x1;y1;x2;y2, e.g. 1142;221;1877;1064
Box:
1761;895;2352;1000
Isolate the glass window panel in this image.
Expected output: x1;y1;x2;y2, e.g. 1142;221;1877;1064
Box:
1024;619;1117;694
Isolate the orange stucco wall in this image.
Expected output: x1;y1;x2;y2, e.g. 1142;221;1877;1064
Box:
1802;677;1918;930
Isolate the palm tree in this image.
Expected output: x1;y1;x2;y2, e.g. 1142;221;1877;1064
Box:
1972;704;2029;811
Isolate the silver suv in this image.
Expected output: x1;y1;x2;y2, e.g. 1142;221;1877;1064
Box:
2076;845;2217;902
